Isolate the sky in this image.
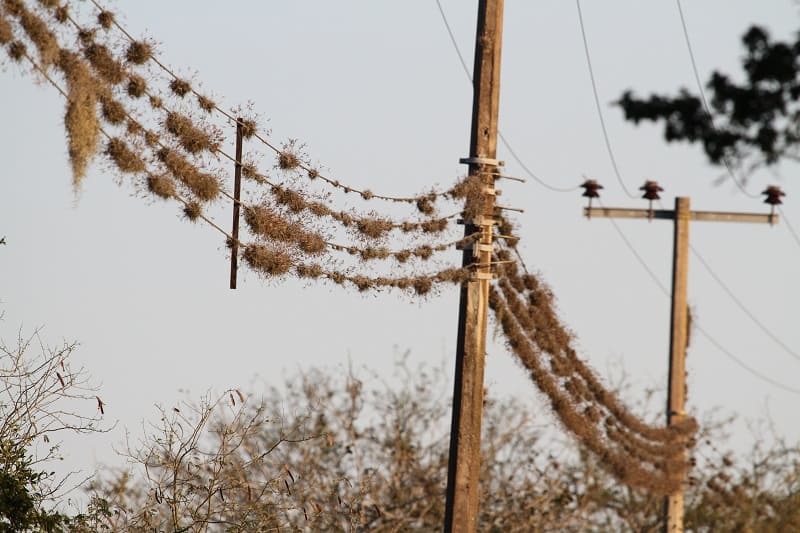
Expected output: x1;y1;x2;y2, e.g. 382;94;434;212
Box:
1;0;799;491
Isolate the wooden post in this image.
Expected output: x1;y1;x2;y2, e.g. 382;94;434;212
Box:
665;197;690;532
444;1;504;532
229;120;243;289
584;198;777;532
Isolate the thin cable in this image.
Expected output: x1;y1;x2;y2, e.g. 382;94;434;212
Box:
597;200;669;295
599;198;800;394
695;325;800;395
433;0;580;193
779;206;800;250
83;0;457;206
575;0;636;199
674;0;759;199
434;0;471;82
690;244;800;363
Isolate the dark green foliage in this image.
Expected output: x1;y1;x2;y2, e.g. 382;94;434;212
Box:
0;437;66;532
618;25;800;168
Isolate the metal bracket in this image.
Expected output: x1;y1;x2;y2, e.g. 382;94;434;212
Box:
459;157;505;167
470;271;496;281
457;216;499;226
471;242;494;258
494;205;525;213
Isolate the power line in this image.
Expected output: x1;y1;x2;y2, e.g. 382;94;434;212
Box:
597;200;669;295
597;200;800;394
779;206;800;251
674;0;759;199
690;244;800;363
695;325;800;395
434;0;472;82
433;0;580;194
575;0;637;199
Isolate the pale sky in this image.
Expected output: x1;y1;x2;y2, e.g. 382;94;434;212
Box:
1;0;798;486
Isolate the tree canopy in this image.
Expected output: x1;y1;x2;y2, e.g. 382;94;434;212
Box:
618;25;800;172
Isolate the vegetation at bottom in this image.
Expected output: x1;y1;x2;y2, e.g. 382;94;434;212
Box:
1;329;799;532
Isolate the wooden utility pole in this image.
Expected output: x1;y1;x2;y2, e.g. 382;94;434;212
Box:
444;1;504;532
229;120;244;289
585;195;778;533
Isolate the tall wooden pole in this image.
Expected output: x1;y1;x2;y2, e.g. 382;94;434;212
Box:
585;196;776;533
229;120;243;289
665;196;690;532
444;1;504;531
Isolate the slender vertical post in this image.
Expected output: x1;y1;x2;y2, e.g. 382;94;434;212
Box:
229;120;244;289
444;1;504;531
665;196;690;532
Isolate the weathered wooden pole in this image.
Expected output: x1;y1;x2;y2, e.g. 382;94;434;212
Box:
229;120;243;289
444;1;504;531
664;196;690;532
584;193;778;532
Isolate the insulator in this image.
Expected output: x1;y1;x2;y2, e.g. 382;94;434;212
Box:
580;179;603;198
762;185;785;206
639;180;664;200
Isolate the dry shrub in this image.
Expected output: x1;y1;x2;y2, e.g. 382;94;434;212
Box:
126;119;143;136
416;196;435;215
413;245;434;260
243;244;292;276
238;117;256;138
452;175;491;223
421;218;449;233
499;273;697;444
272;186;308;213
183;200;202;221
11;0;59;67
59;50;99;186
148;94;162;109
106;137;145;174
36;0;60;9
413;278;433;296
164;112;219;153
307;201;331;217
307;167;319;179
0;12;13;44
489;287;686;494
97;90;126;124
394;250;411;263
7;40;25;61
126;40;152;64
241;161;259;181
147;174;175;199
126;74;146;98
360;189;373;200
197;93;215;112
2;0;22;16
169;77;191;98
54;6;68;24
84;43;124;84
498;216;519;247
296;263;323;278
278;150;300;170
359;247;390;261
356;217;393;239
97;10;114;30
77;28;94;46
157;148;220;201
243;204;326;256
144;130;158;147
333;212;354;227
